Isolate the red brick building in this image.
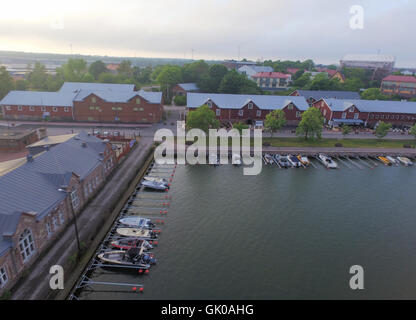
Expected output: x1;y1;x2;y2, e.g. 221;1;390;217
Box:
0;129;39;152
313;98;416;128
172;83;199;97
381;75;416;98
0;82;163;123
0;132;116;295
187;93;309;126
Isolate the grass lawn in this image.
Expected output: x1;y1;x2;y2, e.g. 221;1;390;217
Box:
261;137;416;149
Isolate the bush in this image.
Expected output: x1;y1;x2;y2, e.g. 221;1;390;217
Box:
263;142;271;147
174;95;187;106
403;144;412;149
335;143;343;148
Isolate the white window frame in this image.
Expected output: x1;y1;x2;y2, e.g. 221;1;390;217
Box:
59;210;65;225
248;102;253;109
53;107;58;112
19;229;36;263
64;107;69;113
216;109;221;116
5;106;11;111
207;101;212;108
296;111;301;118
257;110;261;117
41;106;46;112
0;266;8;288
18;106;22;111
342;112;347;119
46;221;53;237
70;188;80;209
354;113;359;120
349;107;355;112
287;104;294;110
29;106;35;111
238;110;244;117
52;216;58;230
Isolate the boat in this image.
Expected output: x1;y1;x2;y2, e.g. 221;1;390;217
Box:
144;176;168;184
98;247;156;268
378;156;392;166
110;238;153;251
297;155;310;166
209;154;220;166
288;155;302;168
116;228;159;240
386;156;399;166
232;154;242;166
119;217;155;229
142;180;169;191
397;157;413;166
275;155;292;168
263;153;275;165
318;154;338;169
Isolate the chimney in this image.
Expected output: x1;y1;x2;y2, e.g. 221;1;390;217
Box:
26;155;34;162
38;127;47;139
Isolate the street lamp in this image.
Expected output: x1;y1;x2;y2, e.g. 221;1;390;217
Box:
59;188;81;259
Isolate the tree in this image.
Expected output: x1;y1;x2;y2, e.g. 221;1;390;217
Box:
89;60;107;80
182;60;210;83
156;65;183;103
15;79;28;91
293;72;311;88
57;59;88;82
174;95;186;106
218;70;261;94
374;121;392;139
118;60;133;79
341;124;352;137
0;66;14;99
185;105;220;134
361;88;388;100
98;72;120;83
410;124;416;144
233;122;249;134
27;62;48;90
198;64;228;93
265;109;286;137
296;107;324;140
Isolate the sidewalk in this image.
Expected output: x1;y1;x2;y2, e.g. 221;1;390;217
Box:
0;120;152;129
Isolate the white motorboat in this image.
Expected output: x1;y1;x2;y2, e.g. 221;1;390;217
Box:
110;238;153;251
119;217;155;229
209;154;220;166
397;157;413;166
116;228;159;240
318;154;338;169
263;153;275;165
297;155;310;166
142;180;168;191
287;155;302;168
232;154;242;166
98;248;156;268
144;176;168;184
275;155;292;168
386;156;399;166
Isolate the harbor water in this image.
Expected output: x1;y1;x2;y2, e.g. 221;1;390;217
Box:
78;159;416;300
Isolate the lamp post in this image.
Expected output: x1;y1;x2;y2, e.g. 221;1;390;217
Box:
61;188;81;259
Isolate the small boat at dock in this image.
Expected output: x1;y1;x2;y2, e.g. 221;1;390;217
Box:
119;217;155;229
275;155;292;168
110;238;153;251
98;247;156;268
378;156;392;166
116;228;159;240
142;180;169;191
263;153;275;165
297;155;310;166
397;157;413;166
288;155;302;168
232;154;242;166
209;154;220;166
318;154;338;169
386;156;399;166
144;176;168;184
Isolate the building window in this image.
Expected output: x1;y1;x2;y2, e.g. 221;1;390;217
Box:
118;107;123;111
342;112;347;119
354;113;359;120
207;101;212;108
52;216;58;229
238;110;244;116
88;182;93;193
349;107;355;112
92;97;96;103
136;98;141;104
375;115;379;120
0;266;8;288
53;107;58;112
287;104;293;110
41;106;46;112
248;103;253;109
59;210;65;225
95;176;100;187
296;111;301;118
89;107;95;110
5;106;11;110
46;221;53;237
19;229;36;263
370;114;374;119
323;109;327;116
29;106;35;111
88;117;95;121
18;106;22;111
216;109;221;116
381;115;385;119
70;188;80;209
257;110;261;117
64;107;69;112
396;115;399;120
84;185;89;197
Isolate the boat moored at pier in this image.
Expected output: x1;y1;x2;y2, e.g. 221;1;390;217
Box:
110;238;153;251
98;248;156;268
318;154;338;169
116;228;159;240
397;157;413;166
378;156;392;166
119;217;155;229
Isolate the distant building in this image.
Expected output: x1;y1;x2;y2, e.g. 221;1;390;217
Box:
381;75;416;99
316;68;345;83
172;83;200;97
0;132;117;295
0;82;164;123
340;54;396;80
222;60;257;70
0;128;39;152
106;63;120;74
187;92;309;126
251;72;292;91
313;98;416;128
290;90;361;106
237;66;274;80
286;68;301;75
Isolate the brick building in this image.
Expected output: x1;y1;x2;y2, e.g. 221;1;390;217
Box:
0;82;164;124
0;128;39;152
0;132;116;295
340;54;396;81
313;98;416;128
187;93;309;126
172;83;199;97
381;75;416;99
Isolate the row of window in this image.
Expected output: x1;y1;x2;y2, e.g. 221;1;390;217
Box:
215;109;301;118
46;210;66;238
4;106;70;112
84;175;101;198
369;114;416;120
0;265;8;288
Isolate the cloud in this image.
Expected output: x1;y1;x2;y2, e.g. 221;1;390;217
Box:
0;0;415;66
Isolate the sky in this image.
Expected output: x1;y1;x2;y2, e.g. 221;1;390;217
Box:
0;0;415;67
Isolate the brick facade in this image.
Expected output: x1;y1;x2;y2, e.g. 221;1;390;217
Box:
2;105;73;121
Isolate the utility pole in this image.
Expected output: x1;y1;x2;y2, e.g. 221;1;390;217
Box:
68;191;81;260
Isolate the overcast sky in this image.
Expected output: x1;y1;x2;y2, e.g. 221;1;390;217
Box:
0;0;414;67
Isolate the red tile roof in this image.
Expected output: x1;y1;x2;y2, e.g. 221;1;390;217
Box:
253;72;291;79
286;68;300;75
383;75;416;83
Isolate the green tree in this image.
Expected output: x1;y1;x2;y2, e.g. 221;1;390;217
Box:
185;105;220;134
15;79;28;91
182;60;210;83
233;122;249;134
374;121;392;139
341;124;352;137
361;88;388;100
89;60;107;80
58;59;88;82
296;107;324;140
198;64;228;93
0;66;14;99
27;62;48;90
98;72;120;83
174;95;187;106
218;70;261;94
265;109;286;137
410;124;416;144
118;60;133;79
156;65;183;103
293;72;311;88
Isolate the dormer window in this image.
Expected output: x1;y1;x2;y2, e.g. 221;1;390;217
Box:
239;110;244;116
136;98;141;104
349;107;355;112
207;101;212;108
287;104;293;110
92;97;96;103
248;102;253;109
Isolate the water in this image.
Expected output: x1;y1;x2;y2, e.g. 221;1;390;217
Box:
78;159;416;300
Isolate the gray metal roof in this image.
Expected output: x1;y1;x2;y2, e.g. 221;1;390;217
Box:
0;91;77;107
74;89;162;104
59;82;136;93
0;132;107;257
296;90;361;101
341;54;396;63
187;93;310;111
323;98;416;114
238;66;274;73
177;83;199;91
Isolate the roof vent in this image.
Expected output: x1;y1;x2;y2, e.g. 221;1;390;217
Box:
26;155;34;162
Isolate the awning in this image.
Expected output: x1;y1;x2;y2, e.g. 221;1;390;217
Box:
332;119;363;125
